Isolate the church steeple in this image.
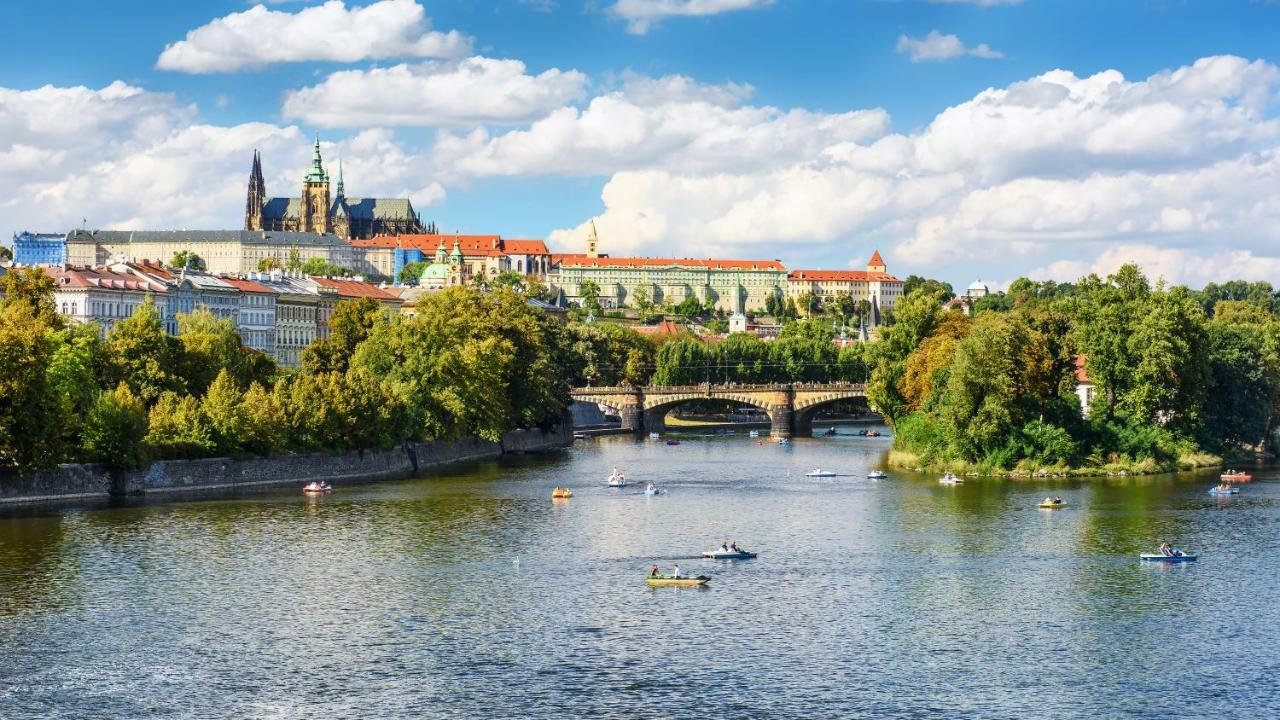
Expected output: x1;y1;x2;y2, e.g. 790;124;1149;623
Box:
245;149;266;231
335;157;345;200
304;135;327;183
586;219;599;258
300;135;331;233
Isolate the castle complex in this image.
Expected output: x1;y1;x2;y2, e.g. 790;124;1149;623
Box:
244;138;426;239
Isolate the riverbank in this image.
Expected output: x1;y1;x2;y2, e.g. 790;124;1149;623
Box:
0;425;572;506
886;448;1229;478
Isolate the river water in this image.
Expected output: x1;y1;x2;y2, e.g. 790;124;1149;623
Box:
2;431;1278;719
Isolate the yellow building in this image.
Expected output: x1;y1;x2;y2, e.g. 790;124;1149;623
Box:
786;250;904;318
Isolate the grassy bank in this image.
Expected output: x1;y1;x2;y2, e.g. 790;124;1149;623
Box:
886;449;1225;478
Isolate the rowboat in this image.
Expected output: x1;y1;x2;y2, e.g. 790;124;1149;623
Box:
1208;486;1239;495
1220;471;1252;482
1038;498;1066;509
867;470;887;480
805;469;838;478
302;481;332;495
1140;553;1196;562
702;548;757;559
646;575;711;586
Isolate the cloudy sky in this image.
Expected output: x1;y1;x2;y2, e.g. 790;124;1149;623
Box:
4;0;1280;288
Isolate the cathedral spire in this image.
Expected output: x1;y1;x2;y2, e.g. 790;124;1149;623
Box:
245;149;266;231
304;135;327;183
335;157;345;200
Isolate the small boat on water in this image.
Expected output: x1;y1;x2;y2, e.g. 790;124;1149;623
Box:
866;470;887;480
805;468;838;478
1220;471;1253;482
823;427;837;436
606;468;626;487
646;574;711;587
644;482;664;496
551;487;573;499
939;473;962;485
776;437;790;445
302;481;332;495
702;547;757;560
666;439;681;446
856;429;868;436
866;430;881;437
748;430;760;438
1208;485;1239;495
573;431;588;439
1038;497;1066;509
1140;552;1196;562
649;432;661;440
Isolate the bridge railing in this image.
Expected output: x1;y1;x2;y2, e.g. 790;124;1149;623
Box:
571;382;867;395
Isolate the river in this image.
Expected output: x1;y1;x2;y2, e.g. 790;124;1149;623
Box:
1;431;1278;718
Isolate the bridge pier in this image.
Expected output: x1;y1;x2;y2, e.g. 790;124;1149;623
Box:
619;403;644;433
793;410;814;438
643;407;667;434
770;404;793;439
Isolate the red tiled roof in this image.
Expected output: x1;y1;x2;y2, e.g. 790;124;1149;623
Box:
788;270;901;282
868;250;885;266
503;239;550;255
356;234;502;250
311;277;401;301
1074;354;1091;384
50;267;165;292
632;320;684;336
219;277;272;293
558;257;786;271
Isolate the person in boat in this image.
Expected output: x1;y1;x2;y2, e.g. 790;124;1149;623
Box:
1053;497;1062;504
1170;546;1183;557
650;564;659;578
1158;542;1173;556
720;541;729;552
673;564;682;578
731;541;740;552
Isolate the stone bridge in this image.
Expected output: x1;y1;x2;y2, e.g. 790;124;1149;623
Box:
570;383;870;438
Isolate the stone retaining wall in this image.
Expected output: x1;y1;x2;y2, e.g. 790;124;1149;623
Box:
0;425;571;505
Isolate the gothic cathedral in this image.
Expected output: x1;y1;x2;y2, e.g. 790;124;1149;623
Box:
244;138;428;239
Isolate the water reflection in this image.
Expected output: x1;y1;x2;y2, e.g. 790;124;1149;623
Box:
1;435;1277;718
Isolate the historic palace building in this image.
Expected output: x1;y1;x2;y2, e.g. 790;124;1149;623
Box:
244;138;426;240
786;250;905;320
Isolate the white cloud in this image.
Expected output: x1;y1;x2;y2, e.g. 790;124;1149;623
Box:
0;83;441;237
524;56;1280;285
430;73;889;179
156;0;470;73
609;0;772;35
895;30;1003;63
282;57;588;128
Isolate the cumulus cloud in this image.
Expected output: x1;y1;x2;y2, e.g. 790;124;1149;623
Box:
0;82;441;237
282;57;588;128
430;73;890;179
896;30;1003;62
526;56;1280;285
156;0;470;73
609;0;772;35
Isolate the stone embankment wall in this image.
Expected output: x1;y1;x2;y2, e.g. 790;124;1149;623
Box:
0;425;571;506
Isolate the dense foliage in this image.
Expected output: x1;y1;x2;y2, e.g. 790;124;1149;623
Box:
0;271;571;473
880;265;1280;472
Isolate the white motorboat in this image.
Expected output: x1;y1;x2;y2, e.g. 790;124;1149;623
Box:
702;547;757;559
1140;552;1196;562
938;473;963;485
805;469;838;478
302;481;332;495
748;430;760;438
866;470;887;480
606;468;626;487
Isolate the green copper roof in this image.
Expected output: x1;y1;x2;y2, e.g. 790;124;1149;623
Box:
304;136;328;183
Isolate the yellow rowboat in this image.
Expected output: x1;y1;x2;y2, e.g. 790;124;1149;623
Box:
646;575;710;587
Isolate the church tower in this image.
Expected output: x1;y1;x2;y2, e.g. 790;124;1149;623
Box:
244;150;265;231
866;249;886;274
586;219;599;258
330;158;350;238
300;136;331;234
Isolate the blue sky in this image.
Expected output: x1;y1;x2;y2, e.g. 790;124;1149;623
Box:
4;0;1280;288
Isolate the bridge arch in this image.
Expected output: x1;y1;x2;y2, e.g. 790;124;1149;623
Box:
792;389;871;437
640;393;774;434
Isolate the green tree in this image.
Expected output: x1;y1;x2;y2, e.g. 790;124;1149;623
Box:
0;302;64;469
0;245;11;261
257;257;283;272
169;250;205;271
0;266;62;327
287;248;302;272
145;391;215;460
673;296;703;318
177;308;249;396
202;369;246;455
241;382;286;456
80;383;148;470
300;256;348;277
632;287;657;322
492;270;525;292
106;297;184;405
866;288;944;423
902;275;956;302
302;297;385;374
831;291;857;322
579;280;602;313
398;261;427;286
45;323;107;451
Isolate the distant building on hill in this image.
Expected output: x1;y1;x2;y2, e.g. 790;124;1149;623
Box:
12;231;67;266
786;250;904;324
351;233;551;283
244;138;426;239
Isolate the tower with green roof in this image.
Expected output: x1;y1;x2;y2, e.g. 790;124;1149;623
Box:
300;135;331;234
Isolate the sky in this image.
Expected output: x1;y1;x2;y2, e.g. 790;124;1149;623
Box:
3;0;1280;289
